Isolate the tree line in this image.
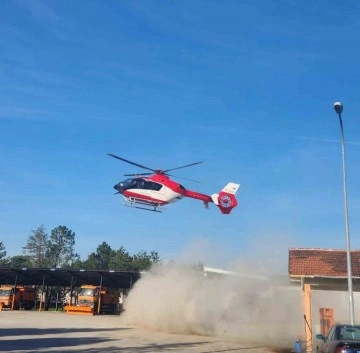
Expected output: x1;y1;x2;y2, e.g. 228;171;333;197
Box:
0;225;160;271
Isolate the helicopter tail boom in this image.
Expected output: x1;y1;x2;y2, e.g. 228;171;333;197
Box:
184;182;240;214
211;182;240;214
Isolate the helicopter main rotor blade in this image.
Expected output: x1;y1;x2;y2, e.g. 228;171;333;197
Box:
108;154;155;173
123;173;152;176
163;161;203;173
167;174;201;183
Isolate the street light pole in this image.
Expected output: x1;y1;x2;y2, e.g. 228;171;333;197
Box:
333;101;355;325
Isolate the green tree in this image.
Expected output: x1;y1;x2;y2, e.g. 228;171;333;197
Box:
70;258;86;269
0;241;6;260
132;250;161;271
22;225;49;267
109;246;132;270
150;251;161;265
47;225;77;268
81;253;98;270
76;242;162;271
0;241;8;267
83;242;115;270
7;255;32;268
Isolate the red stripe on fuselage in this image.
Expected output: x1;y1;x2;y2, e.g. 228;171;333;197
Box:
123;190;169;206
148;175;212;202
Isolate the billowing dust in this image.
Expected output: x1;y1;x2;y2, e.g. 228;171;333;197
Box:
121;253;303;348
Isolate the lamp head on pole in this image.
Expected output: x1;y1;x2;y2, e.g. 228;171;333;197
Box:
334;101;343;114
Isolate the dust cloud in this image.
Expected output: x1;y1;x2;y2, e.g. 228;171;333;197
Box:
121;238;303;349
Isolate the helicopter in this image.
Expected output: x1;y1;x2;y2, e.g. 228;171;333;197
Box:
108;153;240;214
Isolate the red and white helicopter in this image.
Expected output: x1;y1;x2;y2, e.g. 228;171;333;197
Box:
108;154;240;214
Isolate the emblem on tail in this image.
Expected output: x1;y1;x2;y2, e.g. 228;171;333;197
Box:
211;183;240;214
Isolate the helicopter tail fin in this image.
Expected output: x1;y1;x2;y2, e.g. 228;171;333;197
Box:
211;183;240;214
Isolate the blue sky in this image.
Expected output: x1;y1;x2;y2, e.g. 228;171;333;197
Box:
1;0;360;269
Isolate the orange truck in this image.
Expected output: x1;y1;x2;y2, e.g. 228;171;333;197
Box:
65;285;119;315
0;285;37;310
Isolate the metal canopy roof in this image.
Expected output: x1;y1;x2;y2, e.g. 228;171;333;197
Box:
0;268;141;289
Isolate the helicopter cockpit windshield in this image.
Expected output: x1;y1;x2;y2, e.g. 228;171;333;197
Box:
114;178;133;192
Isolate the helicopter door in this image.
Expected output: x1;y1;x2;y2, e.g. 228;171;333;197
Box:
149;181;166;200
140;181;164;200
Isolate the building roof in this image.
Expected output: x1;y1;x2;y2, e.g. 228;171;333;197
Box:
289;248;360;278
0;268;141;289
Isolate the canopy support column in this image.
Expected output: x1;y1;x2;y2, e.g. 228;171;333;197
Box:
11;274;18;311
303;283;312;353
39;274;46;312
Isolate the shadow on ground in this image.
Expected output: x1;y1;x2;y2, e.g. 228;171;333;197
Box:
73;345;287;353
1;337;112;352
1;337;214;352
0;327;129;352
0;328;287;353
0;327;128;337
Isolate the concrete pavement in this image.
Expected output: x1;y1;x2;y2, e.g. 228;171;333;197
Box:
0;311;289;353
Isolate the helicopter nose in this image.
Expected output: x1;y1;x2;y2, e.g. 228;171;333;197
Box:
114;183;124;192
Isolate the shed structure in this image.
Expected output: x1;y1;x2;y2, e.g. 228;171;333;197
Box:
289;248;360;353
0;267;141;312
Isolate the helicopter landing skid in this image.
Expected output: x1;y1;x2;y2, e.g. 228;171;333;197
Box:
124;203;162;213
123;197;163;213
135;206;161;213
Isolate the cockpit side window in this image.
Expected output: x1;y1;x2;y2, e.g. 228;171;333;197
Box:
130;179;143;188
141;181;162;191
126;179;162;191
148;181;162;191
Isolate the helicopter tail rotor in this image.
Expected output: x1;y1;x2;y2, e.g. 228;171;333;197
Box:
211;183;240;214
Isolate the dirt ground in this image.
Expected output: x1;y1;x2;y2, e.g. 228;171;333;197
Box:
0;311;289;353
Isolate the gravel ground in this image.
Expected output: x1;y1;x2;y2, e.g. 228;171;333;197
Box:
0;311;289;353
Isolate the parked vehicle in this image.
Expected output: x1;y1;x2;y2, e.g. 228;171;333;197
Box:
64;285;119;315
316;324;360;353
0;285;37;310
